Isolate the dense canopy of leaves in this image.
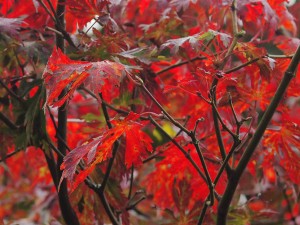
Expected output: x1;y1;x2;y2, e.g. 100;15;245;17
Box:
0;0;299;225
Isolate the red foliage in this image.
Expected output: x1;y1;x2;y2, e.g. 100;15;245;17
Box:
0;0;299;224
60;112;152;191
43;48;138;107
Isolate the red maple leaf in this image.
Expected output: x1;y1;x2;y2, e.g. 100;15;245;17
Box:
0;17;23;38
60;112;152;190
263;118;300;184
65;0;110;32
43;48;137;107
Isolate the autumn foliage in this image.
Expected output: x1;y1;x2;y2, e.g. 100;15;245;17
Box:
0;0;300;225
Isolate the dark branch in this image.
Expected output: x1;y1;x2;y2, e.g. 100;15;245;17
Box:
217;44;300;225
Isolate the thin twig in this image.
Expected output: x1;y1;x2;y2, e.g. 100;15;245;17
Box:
142;145;221;164
128;165;134;199
156;56;206;75
0;149;22;163
140;83;190;134
142;150;163;163
36;0;57;23
45;26;63;36
190;133;215;206
156;54;293;77
37;0;77;48
45;0;58;19
96;95;120;225
0;112;19;130
45;138;65;158
211;102;238;140
126;196;146;210
175;115;191;137
2;74;36;82
149;116;207;183
214;141;240;185
224;56;262;74
207;0;241;166
98;93;117;191
0;79;25;104
228;93;239;128
12;48;25;76
84;94;121;225
80;86;188;122
268;54;294;58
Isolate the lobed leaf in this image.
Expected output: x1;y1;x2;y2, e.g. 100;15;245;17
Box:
160;29;231;54
169;0;198;11
0;17;23;38
43;48;134;107
60;112;152;190
65;0;110;31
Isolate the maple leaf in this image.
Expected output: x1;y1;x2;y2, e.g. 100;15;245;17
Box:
263;119;300;184
43;48;137;107
60;112;152;190
169;0;197;11
275;36;300;55
86;29;133;59
0;17;23;38
139;8;184;43
65;0;110;31
237;0;296;39
160;29;231;54
3;0;56;30
144;141;226;211
1;0;300;223
235;42;274;80
117;47;158;65
125;126;153;168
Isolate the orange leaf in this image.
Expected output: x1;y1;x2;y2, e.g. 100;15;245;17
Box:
125;125;153;168
264;118;300;184
43;48;132;107
60;112;152;190
65;0;110;31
